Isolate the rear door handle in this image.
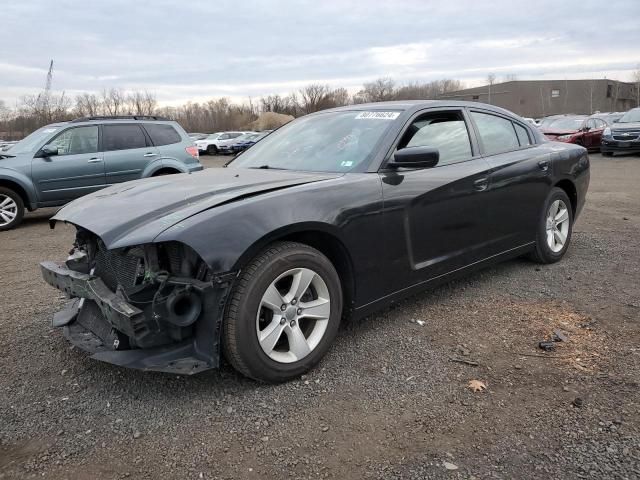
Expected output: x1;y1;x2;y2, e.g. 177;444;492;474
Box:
144;152;158;157
87;157;103;163
473;177;489;191
538;160;550;171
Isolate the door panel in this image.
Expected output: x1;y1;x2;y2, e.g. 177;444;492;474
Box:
102;124;160;184
469;110;552;255
31;125;106;202
379;108;494;293
380;158;493;291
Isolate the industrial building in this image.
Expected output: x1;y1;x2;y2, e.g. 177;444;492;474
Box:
439;79;638;118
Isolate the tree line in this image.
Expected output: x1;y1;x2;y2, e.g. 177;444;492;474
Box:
0;77;465;139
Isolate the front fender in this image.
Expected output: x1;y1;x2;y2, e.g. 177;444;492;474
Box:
0;168;38;206
153;173;384;286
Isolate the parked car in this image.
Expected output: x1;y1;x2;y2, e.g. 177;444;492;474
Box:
540;115;610;151
41;101;589;382
601;107;640;156
0;115;202;230
218;132;256;154
188;132;208;141
231;131;271;153
195;132;248;155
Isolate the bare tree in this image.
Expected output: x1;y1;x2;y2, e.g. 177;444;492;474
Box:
354;77;396;103
125;90;157;116
74;93;101;117
102;88;125;115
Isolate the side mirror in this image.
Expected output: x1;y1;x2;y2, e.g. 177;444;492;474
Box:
40;144;59;157
613;119;619;123
389;146;439;169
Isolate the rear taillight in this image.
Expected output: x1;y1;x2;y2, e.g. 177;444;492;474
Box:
186;146;199;159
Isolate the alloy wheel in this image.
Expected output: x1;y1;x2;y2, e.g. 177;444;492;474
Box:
0;194;18;227
545;199;570;253
256;267;330;363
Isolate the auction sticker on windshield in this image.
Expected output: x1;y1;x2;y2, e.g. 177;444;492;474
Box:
355;111;400;120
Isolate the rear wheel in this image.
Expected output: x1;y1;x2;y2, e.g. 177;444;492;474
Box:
0;187;24;231
206;145;218;155
222;241;342;383
530;187;573;264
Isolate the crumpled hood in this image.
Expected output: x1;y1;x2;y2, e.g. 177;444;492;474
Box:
53;167;339;249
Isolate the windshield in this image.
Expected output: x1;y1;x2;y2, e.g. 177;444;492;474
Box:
207;133;221;139
546;117;585;131
229;110;398;173
618;109;640;123
9;125;61;154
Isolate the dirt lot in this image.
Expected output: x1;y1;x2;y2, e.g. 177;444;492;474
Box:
1;153;639;479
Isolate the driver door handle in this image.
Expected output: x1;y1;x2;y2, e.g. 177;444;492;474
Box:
144;152;159;157
87;157;103;163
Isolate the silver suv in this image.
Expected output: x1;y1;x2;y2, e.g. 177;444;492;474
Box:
0;116;203;230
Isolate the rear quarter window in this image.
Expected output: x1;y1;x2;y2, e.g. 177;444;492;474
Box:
144;124;182;146
103;125;148;151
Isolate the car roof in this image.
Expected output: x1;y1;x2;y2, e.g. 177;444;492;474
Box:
318;100;524;118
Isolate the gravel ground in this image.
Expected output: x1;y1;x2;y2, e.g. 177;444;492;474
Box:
1;153;639;479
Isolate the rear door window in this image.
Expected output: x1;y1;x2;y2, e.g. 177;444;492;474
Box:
144;124;182;146
471;112;520;155
103;125;148;151
399;111;473;166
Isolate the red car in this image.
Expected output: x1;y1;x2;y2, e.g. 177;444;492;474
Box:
540;115;610;151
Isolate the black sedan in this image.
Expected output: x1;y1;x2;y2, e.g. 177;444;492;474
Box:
41;101;590;382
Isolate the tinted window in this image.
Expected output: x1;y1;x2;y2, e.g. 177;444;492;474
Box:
103;125;148;151
401;111;472;166
593;119;606;129
49;126;98;155
471;112;519;155
144;124;181;146
514;123;531;146
229;133;242;138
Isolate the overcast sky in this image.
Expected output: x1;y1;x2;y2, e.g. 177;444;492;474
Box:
1;0;639;106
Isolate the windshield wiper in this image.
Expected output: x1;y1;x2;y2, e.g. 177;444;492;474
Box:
0;153;15;159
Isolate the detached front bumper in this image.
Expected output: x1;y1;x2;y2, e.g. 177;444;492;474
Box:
40;261;232;374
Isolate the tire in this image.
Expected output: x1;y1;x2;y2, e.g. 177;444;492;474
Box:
529;187;573;264
222;241;343;383
0;187;25;231
206;145;218;155
602;152;613;157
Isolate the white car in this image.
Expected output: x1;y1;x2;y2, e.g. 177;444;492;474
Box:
195;132;249;155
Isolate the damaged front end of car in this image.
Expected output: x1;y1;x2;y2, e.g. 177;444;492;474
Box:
40;228;237;374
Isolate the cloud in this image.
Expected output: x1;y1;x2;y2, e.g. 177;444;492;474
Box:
0;0;638;106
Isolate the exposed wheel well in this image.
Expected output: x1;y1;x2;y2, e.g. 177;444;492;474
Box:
152;168;181;176
555;179;577;214
0;180;30;209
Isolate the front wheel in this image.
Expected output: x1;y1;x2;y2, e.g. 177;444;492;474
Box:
222;241;343;383
530;187;573;264
206;145;218;155
0;187;25;231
